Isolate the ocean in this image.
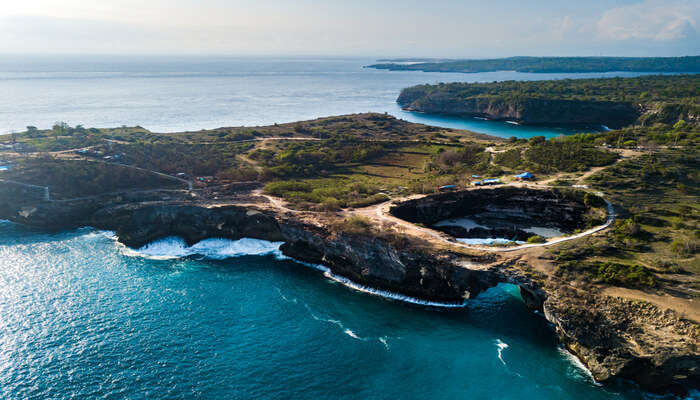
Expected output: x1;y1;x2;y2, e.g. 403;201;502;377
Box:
0;56;660;138
0;222;661;399
0;57;682;399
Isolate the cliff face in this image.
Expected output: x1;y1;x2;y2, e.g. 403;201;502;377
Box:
390;187;591;232
1;197;697;395
543;286;700;395
397;89;639;128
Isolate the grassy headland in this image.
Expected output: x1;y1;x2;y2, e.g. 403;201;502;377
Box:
397;75;700;128
368;56;700;73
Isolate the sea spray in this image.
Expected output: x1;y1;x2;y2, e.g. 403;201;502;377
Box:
558;347;600;385
128;236;467;308
495;339;509;365
130;237;284;260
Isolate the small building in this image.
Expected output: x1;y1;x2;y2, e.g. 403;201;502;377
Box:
439;184;457;192
471;175;481;178
514;172;534;180
483;178;501;185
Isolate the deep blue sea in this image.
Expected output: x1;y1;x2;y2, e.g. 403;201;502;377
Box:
0;221;685;400
0;56;662;138
0;57;691;399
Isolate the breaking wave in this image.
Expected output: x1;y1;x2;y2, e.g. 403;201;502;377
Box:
128;236;285;260
293;259;467;308
558;347;600;385
126;236;466;308
496;339;509;365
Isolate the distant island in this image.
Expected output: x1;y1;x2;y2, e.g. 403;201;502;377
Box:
397;74;700;128
367;56;700;73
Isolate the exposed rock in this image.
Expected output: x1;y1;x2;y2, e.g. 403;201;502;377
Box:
1;192;697;396
544;285;700;395
390;187;591;233
397;91;639;129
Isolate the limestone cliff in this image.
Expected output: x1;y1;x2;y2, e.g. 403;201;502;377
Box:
397;87;639;128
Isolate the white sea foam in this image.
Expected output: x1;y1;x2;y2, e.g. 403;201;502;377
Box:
129;237;284;260
344;329;365;340
558;347;600;385
434;217;486;231
496;339;509;365
321;268;467;308
456;238;525;245
127;236;466;308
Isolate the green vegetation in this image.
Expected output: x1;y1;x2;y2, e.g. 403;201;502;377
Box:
556;260;657;288
398;75;700;128
369;56;700;73
527;235;546;244
334;215;374;235
493;137;618;173
400;75;699;104
2;157;185;199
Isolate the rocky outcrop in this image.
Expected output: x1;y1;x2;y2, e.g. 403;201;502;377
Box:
1;199;500;304
390;187;592;233
543;285;700;395
2;194;697;395
397;88;639;129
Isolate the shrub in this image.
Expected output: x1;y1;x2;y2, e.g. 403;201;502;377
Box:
336;216;374;235
319;197;342;212
527;235;546;244
670;237;698;257
595;262;656;288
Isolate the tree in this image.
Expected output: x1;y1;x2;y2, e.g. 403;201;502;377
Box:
52;121;69;141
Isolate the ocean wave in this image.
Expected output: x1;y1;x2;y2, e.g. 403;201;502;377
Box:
126;236;285;260
319;265;467;308
456;238;526;245
126;236;466;308
558;346;600;385
496;339;509;365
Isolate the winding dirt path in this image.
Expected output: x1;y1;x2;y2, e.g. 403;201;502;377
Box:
350;187;615;253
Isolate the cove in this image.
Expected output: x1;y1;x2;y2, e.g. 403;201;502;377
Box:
0;221;663;399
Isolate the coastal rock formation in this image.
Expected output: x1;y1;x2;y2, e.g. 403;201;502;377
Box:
390;187;595;234
397;90;639;128
543;286;700;395
1;191;697;395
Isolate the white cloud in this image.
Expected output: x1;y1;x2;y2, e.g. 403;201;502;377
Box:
597;0;698;41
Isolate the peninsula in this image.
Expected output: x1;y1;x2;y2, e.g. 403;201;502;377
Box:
367;56;700;73
397;74;700;128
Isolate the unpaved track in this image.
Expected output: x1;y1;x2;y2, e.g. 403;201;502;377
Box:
350;187;615;253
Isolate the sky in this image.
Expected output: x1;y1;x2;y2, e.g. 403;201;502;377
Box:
0;0;698;57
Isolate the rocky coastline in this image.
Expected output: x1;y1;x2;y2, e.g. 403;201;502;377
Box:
1;190;698;396
397;90;639;129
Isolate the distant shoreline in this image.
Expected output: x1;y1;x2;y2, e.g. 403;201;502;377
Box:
367;55;700;74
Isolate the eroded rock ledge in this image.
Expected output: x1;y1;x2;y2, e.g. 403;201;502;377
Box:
1;196;698;396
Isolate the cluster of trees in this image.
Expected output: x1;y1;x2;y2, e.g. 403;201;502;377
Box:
399;75;699;105
251;139;395;179
492;136;618;173
110;142;247;177
264;178;388;210
370;56;700;73
5;158;183;199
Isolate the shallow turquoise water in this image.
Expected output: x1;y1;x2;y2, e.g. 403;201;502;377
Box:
0;56;660;139
0;221;672;399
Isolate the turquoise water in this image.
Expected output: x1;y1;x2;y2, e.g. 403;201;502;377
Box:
0;56;659;139
0;221;671;399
